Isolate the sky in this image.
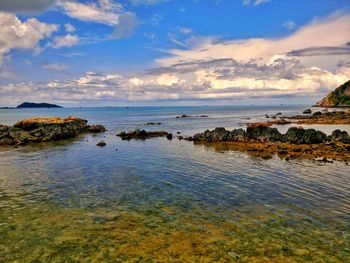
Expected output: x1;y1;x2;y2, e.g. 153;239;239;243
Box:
0;0;349;107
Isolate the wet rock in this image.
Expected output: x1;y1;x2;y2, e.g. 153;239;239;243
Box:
271;119;291;125
117;129;169;140
96;141;106;147
146;122;162;125
228;251;240;260
246;123;282;142
229;128;246;142
176;114;191;118
0;116;105;146
268;110;350;125
330;130;350;144
166;133;173;140
87;125;106;133
0;137;14;145
303;109;312;114
285;127;327;144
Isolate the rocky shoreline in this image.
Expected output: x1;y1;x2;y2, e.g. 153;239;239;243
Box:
0;116;105;146
187;124;350;162
266;110;350;125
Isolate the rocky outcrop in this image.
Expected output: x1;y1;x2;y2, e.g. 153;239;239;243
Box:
267;110;350;125
0;116;105;146
189;126;344;145
117;130;169;140
188;126;350;161
284;127;327;144
330;130;350;144
315;80;350;107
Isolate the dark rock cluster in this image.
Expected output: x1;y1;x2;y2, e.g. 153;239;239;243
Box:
117;130;172;140
0;116;105;146
188;125;350;145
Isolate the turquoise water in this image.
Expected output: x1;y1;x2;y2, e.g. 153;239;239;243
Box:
0;105;349;262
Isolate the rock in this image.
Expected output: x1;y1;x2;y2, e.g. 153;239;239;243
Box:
0;116;105;146
247;122;272;129
268;110;350;125
166;133;173;140
200;115;208;118
191;125;328;145
330;130;350;144
177;131;181;134
228;251;240;260
229;129;246;142
271;119;291;125
247;123;282;142
0;137;14;145
117;130;169;140
97;141;106;147
176;114;191;118
87;125;106;133
285;127;327;144
146;122;162;125
303;109;312;114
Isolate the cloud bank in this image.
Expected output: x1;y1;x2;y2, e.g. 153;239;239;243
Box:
0;8;349;105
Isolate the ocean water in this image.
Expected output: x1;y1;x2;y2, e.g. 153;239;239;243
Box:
0;105;349;262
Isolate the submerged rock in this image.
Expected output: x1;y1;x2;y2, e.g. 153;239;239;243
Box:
0;116;105;146
146;122;162;125
96;141;106;147
176;114;191;118
117;129;169;140
87;125;106;133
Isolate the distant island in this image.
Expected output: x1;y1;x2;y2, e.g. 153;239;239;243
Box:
315;80;350;107
17;102;63;109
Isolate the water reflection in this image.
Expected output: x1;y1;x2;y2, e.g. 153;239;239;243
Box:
1;106;350;261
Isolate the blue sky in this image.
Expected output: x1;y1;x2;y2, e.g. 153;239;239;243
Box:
0;0;349;106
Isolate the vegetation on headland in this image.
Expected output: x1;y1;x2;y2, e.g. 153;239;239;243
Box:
16;102;63;108
315;80;350;107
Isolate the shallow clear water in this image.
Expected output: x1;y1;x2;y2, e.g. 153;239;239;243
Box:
0;105;349;262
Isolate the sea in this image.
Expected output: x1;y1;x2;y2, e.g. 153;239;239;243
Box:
0;105;349;262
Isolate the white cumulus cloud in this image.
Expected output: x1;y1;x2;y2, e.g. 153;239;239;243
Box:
49;34;80;48
0;12;58;65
